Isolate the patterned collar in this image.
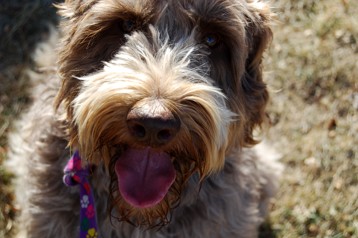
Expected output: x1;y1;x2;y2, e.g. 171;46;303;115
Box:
63;151;99;238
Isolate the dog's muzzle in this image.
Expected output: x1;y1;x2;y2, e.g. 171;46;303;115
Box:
114;99;179;208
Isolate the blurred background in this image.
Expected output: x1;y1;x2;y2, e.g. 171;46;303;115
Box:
0;0;357;237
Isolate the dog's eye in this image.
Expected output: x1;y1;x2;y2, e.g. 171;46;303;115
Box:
204;34;220;47
122;19;136;33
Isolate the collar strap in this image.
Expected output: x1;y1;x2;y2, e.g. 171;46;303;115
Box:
63;151;99;238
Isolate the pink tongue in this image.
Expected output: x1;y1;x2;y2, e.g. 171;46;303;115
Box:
115;147;176;208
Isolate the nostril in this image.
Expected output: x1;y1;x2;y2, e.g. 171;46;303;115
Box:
157;129;172;142
129;122;146;139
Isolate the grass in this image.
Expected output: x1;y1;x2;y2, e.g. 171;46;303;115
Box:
265;0;358;237
0;0;357;237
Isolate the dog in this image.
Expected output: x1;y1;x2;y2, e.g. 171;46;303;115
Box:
7;0;282;237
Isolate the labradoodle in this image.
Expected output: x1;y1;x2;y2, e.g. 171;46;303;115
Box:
8;0;282;237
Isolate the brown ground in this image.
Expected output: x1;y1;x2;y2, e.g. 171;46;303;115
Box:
0;1;357;237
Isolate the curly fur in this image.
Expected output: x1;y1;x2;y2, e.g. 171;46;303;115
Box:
7;0;282;237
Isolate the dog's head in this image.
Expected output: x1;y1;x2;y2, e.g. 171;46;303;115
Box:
55;0;272;227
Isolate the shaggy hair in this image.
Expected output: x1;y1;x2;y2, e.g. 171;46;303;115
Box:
8;0;282;237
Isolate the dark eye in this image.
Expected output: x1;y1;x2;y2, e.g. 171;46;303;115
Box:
204;34;220;47
122;19;136;33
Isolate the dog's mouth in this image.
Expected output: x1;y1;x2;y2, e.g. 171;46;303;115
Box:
114;147;176;209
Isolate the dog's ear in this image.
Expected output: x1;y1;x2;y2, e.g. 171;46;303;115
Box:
55;0;122;143
245;1;273;73
54;0;125;115
241;1;273;146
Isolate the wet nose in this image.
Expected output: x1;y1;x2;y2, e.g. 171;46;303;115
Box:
127;102;180;146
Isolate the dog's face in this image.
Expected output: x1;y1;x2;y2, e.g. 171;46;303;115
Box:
55;0;272;227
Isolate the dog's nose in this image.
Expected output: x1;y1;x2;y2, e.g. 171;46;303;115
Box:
127;103;180;146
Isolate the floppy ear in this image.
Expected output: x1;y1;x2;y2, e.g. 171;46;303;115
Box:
242;1;273;145
55;0;126;146
54;0;126;112
54;0;99;111
246;1;273;74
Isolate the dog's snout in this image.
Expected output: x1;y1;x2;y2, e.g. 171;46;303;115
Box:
127;103;180;146
127;117;179;145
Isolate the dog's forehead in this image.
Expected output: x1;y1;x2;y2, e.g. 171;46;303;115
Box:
124;0;237;19
89;0;246;40
90;0;242;24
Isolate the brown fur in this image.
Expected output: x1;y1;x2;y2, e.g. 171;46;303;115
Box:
8;0;282;237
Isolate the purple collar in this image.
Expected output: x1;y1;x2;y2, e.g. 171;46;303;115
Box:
63;151;99;238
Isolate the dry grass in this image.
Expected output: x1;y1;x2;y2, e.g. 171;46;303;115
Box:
265;0;358;237
0;0;357;237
